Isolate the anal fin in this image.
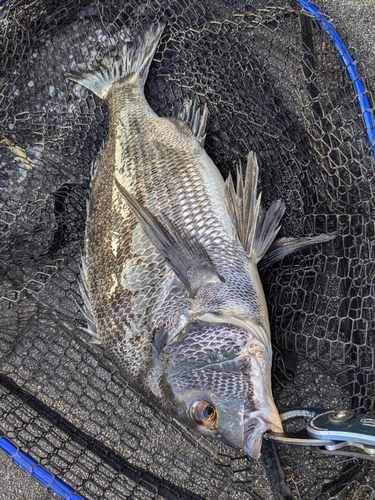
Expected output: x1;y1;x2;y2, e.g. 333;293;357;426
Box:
225;152;283;262
171;101;208;146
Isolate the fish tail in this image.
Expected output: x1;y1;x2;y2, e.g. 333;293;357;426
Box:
66;23;165;99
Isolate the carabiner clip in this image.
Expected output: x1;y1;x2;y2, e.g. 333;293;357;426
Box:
265;408;375;461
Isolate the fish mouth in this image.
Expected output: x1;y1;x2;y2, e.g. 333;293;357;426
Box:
243;411;283;460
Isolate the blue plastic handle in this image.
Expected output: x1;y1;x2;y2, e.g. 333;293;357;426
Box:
294;0;375;163
0;433;87;500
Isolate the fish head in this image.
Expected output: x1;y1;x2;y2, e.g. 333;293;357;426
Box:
161;321;282;459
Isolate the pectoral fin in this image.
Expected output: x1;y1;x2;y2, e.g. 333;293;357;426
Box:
115;178;222;296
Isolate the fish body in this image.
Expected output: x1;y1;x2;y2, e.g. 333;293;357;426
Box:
68;24;333;459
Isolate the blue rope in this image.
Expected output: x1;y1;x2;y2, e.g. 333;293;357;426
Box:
294;0;375;164
0;432;86;500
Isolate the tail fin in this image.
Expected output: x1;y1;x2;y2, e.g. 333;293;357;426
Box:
66;23;165;99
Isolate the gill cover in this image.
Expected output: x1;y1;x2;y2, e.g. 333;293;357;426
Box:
160;321;282;459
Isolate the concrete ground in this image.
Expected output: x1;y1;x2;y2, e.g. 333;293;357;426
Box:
0;451;52;500
0;0;374;499
317;0;375;94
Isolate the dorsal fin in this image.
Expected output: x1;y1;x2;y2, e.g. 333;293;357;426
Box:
77;255;100;343
115;178;222;296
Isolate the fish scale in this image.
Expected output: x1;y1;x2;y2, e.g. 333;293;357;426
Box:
68;22;333;459
67;23;282;457
120;107;227;235
105;84;268;332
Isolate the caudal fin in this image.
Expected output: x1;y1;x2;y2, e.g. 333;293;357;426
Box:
66;23;165;99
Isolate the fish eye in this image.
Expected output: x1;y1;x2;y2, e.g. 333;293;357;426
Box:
191;401;218;426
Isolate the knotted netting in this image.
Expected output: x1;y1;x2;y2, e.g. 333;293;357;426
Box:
0;0;374;498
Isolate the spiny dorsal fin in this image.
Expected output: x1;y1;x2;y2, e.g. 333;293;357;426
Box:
76;255;100;343
115;178;222;296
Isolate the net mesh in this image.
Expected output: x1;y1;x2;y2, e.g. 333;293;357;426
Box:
0;0;374;498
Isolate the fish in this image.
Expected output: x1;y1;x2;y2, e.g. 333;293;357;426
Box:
67;23;334;459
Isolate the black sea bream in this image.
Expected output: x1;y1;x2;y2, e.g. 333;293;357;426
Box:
68;23;333;459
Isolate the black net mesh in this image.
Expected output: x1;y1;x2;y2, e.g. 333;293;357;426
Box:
0;0;374;499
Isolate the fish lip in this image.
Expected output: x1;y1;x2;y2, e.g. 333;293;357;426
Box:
242;411;283;460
